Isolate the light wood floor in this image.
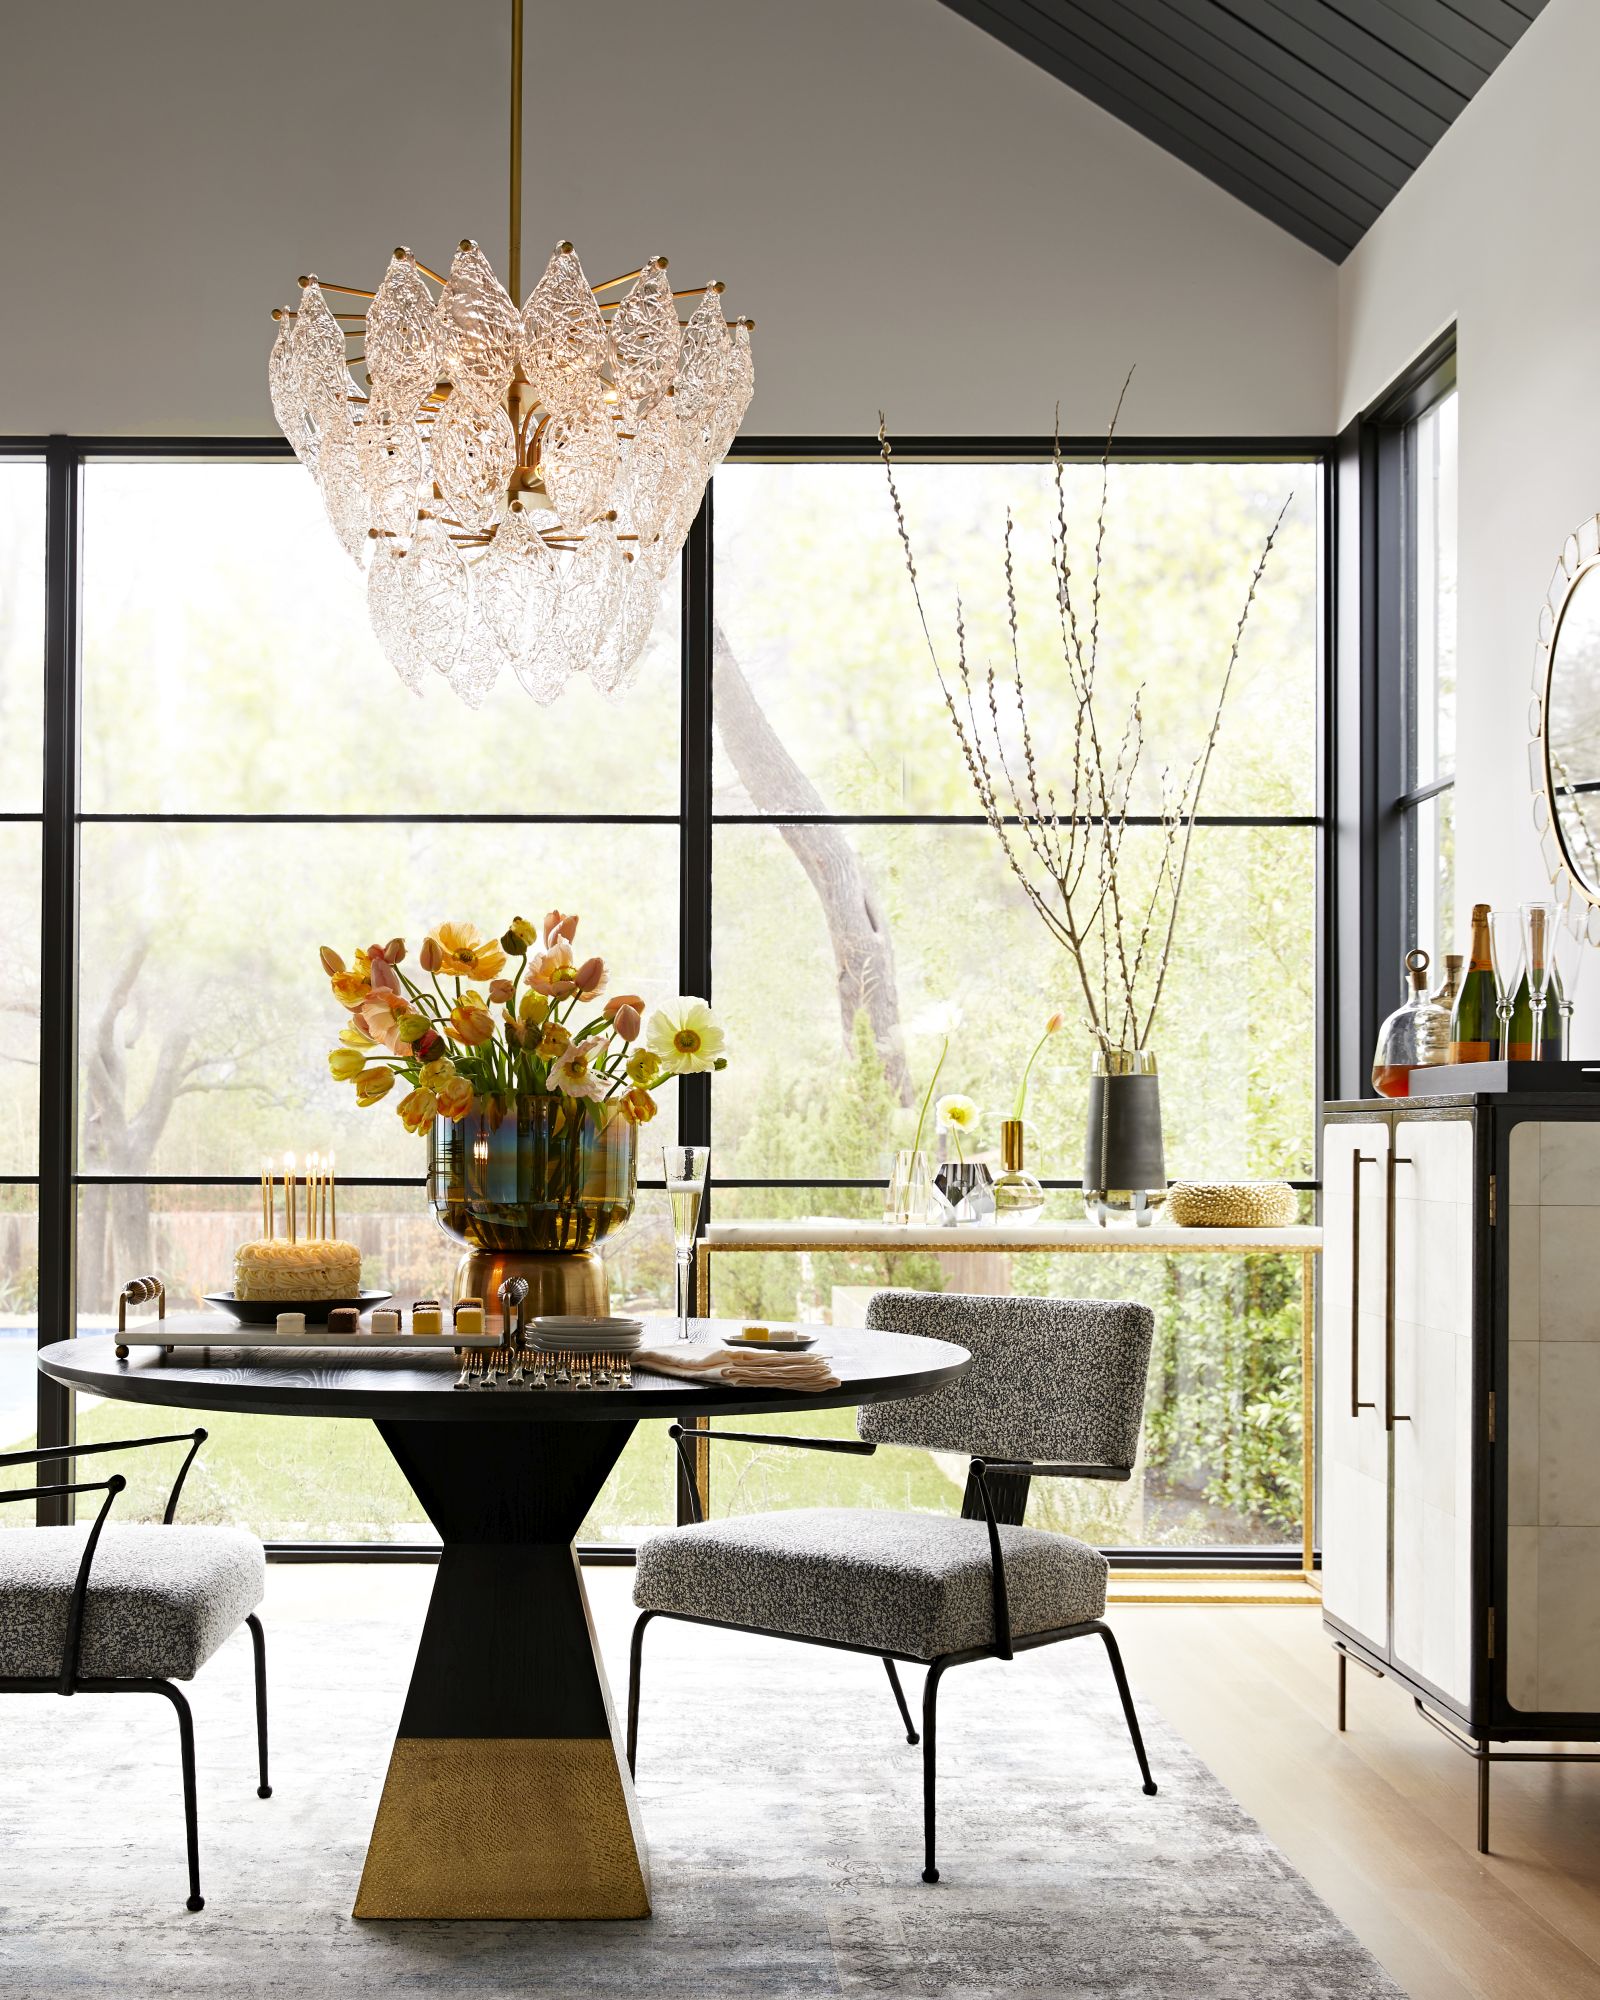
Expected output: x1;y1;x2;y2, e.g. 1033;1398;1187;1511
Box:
1112;1604;1600;2000
268;1568;1600;1999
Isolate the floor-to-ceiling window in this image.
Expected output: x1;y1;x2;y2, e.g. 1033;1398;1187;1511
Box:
1;437;1326;1555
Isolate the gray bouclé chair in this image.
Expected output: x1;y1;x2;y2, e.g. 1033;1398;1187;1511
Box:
629;1288;1158;1882
0;1429;271;1911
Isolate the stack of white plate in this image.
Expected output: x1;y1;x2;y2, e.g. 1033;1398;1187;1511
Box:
530;1314;645;1354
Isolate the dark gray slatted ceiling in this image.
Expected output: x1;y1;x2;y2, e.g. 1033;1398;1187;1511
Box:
938;0;1547;260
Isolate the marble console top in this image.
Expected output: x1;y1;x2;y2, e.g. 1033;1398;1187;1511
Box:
703;1219;1323;1251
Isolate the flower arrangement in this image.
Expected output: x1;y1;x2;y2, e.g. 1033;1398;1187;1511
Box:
936;1093;979;1163
319;910;727;1134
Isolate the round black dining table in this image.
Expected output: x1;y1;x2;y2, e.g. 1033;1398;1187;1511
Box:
39;1319;969;1921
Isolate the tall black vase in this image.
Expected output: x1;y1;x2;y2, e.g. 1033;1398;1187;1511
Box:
1082;1048;1166;1226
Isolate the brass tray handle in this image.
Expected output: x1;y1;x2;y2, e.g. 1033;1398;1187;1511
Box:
115;1275;166;1358
497;1275;529;1351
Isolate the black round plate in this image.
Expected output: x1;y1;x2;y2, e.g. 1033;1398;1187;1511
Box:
203;1290;394;1326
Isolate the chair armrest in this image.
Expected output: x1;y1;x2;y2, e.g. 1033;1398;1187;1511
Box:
665;1423;877;1524
0;1474;128;1691
972;1457;1132;1483
0;1430;209;1524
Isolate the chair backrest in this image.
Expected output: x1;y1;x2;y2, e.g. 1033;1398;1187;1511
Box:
858;1289;1153;1469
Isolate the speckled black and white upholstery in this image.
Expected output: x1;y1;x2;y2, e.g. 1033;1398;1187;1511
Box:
0;1525;265;1681
856;1289;1153;1466
633;1506;1106;1658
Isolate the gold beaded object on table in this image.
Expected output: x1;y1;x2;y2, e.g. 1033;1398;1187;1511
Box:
1166;1181;1299;1229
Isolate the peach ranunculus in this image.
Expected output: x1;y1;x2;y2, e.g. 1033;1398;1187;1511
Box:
548;1033;607;1100
354;1065;396;1106
446;1001;496;1047
620;1085;658;1124
435;1074;474;1120
397;1086;438;1135
434;921;507;982
330;970;373;1011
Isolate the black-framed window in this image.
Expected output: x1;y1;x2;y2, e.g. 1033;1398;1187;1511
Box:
4;432;1329;1559
1353;334;1458;1039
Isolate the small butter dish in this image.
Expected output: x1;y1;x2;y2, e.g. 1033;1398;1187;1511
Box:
724;1326;817;1351
370;1307;401;1335
412;1298;443;1336
275;1311;306;1335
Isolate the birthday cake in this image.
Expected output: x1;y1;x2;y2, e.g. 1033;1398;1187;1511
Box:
233;1238;361;1301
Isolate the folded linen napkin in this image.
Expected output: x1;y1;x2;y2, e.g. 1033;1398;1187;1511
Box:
634;1344;841;1391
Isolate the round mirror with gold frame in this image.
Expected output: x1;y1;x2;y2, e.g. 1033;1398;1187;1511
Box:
1529;514;1600;944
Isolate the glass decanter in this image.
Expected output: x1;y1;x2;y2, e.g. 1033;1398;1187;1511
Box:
1371;948;1451;1098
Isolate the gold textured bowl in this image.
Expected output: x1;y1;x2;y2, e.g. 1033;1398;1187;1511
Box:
1166;1181;1298;1229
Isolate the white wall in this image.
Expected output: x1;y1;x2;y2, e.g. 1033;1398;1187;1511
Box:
0;0;1334;439
1339;0;1600;960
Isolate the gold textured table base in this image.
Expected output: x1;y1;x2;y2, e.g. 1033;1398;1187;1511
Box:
353;1736;652;1920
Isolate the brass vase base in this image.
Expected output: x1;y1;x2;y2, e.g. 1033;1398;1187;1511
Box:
452;1248;610;1325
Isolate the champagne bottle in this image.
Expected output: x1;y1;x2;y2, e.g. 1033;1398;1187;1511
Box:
1505;965;1563;1061
1431;953;1463;1011
1449;905;1495;1063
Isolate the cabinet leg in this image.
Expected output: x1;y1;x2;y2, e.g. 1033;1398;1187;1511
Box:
1337;1650;1347;1732
1477;1753;1491;1855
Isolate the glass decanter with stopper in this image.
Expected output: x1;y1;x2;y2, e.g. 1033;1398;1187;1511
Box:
1372;947;1452;1098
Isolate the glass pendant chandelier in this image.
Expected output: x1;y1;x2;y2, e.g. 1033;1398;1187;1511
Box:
267;0;754;707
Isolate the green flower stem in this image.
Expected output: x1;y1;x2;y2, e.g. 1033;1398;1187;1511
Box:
910;1037;947;1163
1012;1024;1056;1120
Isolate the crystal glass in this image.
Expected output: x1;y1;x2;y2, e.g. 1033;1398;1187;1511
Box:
1553;919;1587;1058
1522;902;1557;1062
1488;910;1526;1060
662;1144;711;1341
884;1148;933;1225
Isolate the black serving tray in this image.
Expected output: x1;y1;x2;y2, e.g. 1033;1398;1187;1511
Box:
203;1289;393;1325
1405;1060;1600;1097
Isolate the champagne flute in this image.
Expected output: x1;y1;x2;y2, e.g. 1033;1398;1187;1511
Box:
663;1145;711;1342
1488;909;1525;1062
1522;902;1556;1063
1553;918;1587;1059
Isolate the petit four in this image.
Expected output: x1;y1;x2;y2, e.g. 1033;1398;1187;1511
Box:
453;1297;485;1336
370;1307;401;1335
741;1323;772;1341
412;1298;443;1336
275;1311;306;1334
326;1305;361;1334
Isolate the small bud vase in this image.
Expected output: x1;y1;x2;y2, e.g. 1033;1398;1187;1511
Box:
992;1119;1046;1222
884;1148;933;1225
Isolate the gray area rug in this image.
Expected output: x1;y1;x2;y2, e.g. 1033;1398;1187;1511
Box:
0;1580;1403;1999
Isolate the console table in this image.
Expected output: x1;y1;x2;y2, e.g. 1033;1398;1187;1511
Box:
697;1219;1323;1597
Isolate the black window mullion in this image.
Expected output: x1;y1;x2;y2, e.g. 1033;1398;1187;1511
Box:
37;437;81;1523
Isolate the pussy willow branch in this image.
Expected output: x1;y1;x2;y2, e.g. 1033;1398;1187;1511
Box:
883;391;1288;1053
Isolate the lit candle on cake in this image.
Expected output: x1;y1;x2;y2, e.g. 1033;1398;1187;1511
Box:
284;1152;296;1244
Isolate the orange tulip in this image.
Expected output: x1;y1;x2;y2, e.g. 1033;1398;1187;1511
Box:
384;937;406;965
354;1066;395;1107
331;971;373;1011
446;1002;496;1047
420;934;444;974
621;1086;658;1124
319;945;346;977
436;1074;474;1120
396;1086;438;1135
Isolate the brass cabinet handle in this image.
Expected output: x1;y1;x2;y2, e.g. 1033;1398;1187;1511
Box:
1386;1149;1413;1430
1351;1150;1376;1418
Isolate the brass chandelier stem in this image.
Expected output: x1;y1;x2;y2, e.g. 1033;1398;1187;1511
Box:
509;0;524;303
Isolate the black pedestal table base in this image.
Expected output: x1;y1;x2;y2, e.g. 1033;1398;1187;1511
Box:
354;1418;650;1920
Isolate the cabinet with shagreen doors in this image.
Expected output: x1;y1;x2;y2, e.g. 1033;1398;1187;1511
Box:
1321;1090;1600;1851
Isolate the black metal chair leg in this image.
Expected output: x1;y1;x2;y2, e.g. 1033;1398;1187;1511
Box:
921;1660;945;1883
152;1681;204;1911
1095;1623;1158;1796
246;1613;271;1799
626;1611;655;1776
882;1656;919;1744
1478;1750;1491;1854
